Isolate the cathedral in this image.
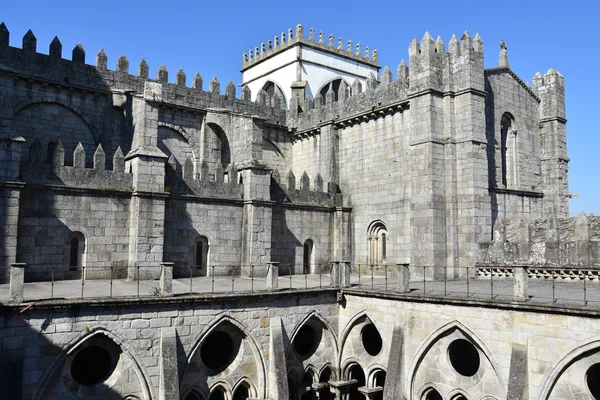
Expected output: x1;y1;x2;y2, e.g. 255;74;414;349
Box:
0;23;570;281
3;23;599;400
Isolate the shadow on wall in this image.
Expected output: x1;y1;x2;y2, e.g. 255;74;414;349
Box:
270;187;301;273
0;308;149;400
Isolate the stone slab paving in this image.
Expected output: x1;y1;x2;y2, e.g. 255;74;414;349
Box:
1;274;599;310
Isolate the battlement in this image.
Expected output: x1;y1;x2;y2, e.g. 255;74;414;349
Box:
241;24;379;70
165;158;243;200
20;141;133;191
288;67;408;133
532;68;566;120
0;24;286;123
408;31;484;93
271;169;335;207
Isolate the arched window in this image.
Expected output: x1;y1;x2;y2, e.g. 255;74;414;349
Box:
206;123;231;170
208;386;226;400
347;364;366;400
368;222;388;265
422;388;443;400
232;383;249;400
300;369;315;400
373;370;386;400
319;78;346;103
68;231;86;271
261;81;287;110
303;239;314;274
500;113;517;188
195;236;209;271
319;367;333;400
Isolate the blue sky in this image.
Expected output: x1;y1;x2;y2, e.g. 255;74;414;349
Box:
2;0;598;215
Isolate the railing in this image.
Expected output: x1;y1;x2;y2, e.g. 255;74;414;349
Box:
4;262;335;303
5;262;600;309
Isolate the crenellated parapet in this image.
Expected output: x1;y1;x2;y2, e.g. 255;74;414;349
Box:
532;68;566;121
0;24;287;124
288;69;409;135
19;141;133;191
166;158;244;200
408;31;485;94
270;169;338;207
242;24;378;70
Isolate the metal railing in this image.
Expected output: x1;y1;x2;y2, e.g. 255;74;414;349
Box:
5;262;600;309
4;263;335;303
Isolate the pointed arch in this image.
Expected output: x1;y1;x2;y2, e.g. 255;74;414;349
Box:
500;112;517;188
158;125;197;178
367;364;387;387
417;383;445;400
286;309;340;359
32;327;153;400
232;377;258;399
318;362;336;382
207;382;230;400
316;77;350;103
261;80;288;110
537;338;600;400
408;320;505;397
13;97;100;142
206;122;231;169
183;313;267;398
338;309;383;365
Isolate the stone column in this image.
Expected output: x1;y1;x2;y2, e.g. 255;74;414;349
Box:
160;262;173;296
266;262;279;291
340;261;351;288
383;325;404;399
513;265;529;301
0;181;24;283
9;263;26;303
159;327;179;400
396;263;410;293
330;261;339;287
333;206;352;263
268;317;289;399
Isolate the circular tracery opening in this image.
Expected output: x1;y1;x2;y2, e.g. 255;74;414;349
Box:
587;363;600;399
361;324;383;356
294;325;317;356
201;330;234;370
71;345;115;386
448;339;480;377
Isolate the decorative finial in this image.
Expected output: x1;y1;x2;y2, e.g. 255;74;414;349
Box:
498;39;509;68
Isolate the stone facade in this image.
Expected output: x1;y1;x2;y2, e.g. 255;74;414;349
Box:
2;290;600;399
0;24;572;281
0;22;586;400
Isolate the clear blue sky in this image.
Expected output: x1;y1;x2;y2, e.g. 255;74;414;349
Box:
2;0;598;215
